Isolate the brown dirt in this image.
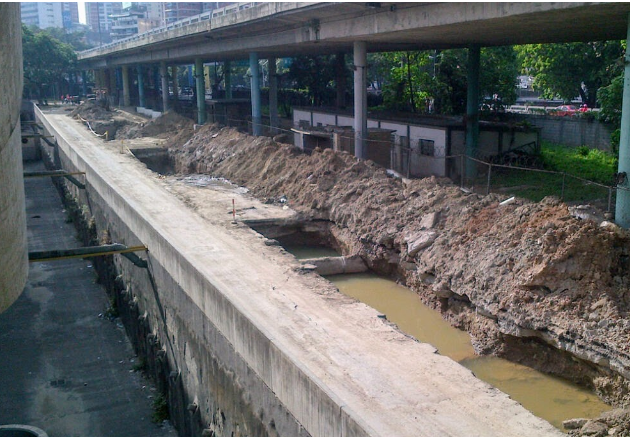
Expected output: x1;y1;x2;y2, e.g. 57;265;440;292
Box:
169;124;630;417
69;102;194;147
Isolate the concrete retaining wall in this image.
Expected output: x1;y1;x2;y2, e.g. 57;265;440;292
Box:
512;114;613;150
0;4;27;313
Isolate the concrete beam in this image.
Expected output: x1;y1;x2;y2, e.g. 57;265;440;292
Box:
353;41;367;160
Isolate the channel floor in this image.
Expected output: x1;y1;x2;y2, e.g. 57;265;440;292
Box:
0;160;176;437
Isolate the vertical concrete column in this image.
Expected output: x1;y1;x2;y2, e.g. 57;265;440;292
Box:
615;14;630;227
224;60;232;99
160;61;169;112
336;52;347;109
108;68;117;106
171;65;179;108
121;66;131;107
195;58;206;125
82;70;88;96
250;52;262;136
353;41;367;159
465;45;481;180
137;65;146;108
268;57;279;133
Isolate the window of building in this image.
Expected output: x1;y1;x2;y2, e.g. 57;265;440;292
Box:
419;139;435;156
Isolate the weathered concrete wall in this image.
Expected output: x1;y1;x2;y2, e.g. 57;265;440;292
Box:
0;3;27;313
512;114;613;150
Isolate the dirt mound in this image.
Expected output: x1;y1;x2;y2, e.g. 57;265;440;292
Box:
69;100;113;121
169;124;630;411
117;111;194;148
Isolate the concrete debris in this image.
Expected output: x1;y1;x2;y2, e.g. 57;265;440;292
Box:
406;231;437;256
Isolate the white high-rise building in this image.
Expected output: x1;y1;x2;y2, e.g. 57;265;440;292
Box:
21;2;65;29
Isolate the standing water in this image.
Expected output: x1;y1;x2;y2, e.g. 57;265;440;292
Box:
328;273;610;430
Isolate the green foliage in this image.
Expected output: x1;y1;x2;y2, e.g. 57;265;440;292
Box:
38;27;93;51
368;46;518;115
286;55;341;106
517;41;623;107
22;24;77;101
541;142;617;185
152;394;169;423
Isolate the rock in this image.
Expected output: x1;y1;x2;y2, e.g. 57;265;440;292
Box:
432;280;454;298
406;231;437;256
419;212;439;229
569;205;605;224
563;418;588;430
580;420;608;437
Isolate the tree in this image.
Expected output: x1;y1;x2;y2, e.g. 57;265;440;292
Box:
287;55;338;106
517;41;624;107
22;24;77;102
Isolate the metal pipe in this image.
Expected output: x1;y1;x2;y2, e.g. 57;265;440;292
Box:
29;244;148;268
615;12;630;227
24;170;86;189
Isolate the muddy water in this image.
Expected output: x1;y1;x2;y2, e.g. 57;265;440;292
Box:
329;273;611;430
284;246;339;260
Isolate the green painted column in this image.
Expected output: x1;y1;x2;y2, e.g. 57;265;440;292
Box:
615;14;630;227
268;57;279;133
353;41;367;159
137;65;145;108
160;61;169;112
81;71;88;96
224;60;232;99
249;52;261;136
465;45;480;180
195;58;206;125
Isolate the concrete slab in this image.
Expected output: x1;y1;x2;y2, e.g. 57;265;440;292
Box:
0;161;176;437
35;107;564;437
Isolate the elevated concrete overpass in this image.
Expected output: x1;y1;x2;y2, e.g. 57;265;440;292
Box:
76;2;630;227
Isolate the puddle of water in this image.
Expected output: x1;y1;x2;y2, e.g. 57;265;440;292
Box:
286;246;340;260
175;174;249;193
329;272;610;430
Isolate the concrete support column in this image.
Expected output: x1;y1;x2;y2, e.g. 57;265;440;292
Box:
250;52;262;136
82;71;88;97
195;58;206;125
121;66;130;107
336;52;347;109
160;61;169;112
108;68;117;107
171;65;179;108
268;57;279;133
224;60;232;99
465;45;481;179
615;14;630;227
137;65;145;108
353;41;367;159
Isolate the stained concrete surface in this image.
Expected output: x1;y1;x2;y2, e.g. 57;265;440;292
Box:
0;161;175;437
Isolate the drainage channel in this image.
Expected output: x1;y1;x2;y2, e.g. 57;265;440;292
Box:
288;248;610;431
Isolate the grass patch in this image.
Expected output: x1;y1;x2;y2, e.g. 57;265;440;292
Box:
540;142;617;185
479;142;617;205
152;393;169;423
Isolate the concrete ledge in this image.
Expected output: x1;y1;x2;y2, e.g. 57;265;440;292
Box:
35;106;564;437
136;107;162;118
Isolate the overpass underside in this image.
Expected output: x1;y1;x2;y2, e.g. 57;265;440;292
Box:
33;107;563;437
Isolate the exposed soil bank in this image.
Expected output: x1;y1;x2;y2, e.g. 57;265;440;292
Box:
169;124;630;414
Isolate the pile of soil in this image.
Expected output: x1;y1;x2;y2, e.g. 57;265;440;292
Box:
69;100;113;121
117;111;194;148
169;124;630;414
